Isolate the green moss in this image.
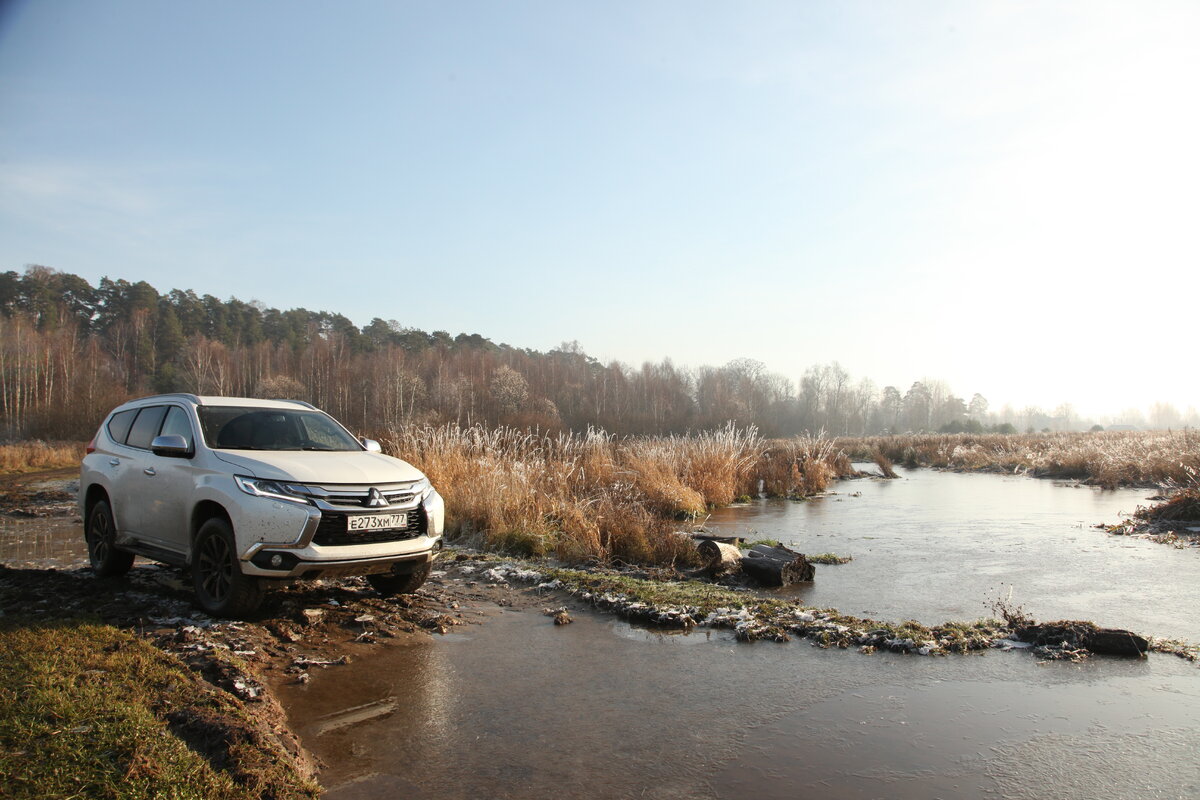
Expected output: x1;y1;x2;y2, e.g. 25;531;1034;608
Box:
744;538;782;548
807;553;853;565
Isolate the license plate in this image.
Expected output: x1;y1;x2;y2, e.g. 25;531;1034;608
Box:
348;513;407;532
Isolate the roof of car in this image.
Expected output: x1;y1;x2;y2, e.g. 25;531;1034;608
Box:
117;394;316;411
195;396;316;409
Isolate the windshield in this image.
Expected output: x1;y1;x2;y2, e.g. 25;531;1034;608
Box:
197;407;363;451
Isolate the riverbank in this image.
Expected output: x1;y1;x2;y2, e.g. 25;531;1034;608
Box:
838;430;1200;488
3;464;1197;796
0;557;518;798
3;549;1191;796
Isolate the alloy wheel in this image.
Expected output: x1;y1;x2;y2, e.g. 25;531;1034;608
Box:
89;507;111;565
197;533;234;603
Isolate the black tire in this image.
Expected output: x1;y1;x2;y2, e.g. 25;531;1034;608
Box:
86;499;134;577
192;518;265;618
367;561;433;596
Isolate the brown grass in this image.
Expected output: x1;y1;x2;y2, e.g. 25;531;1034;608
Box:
377;424;852;566
1136;489;1200;523
0;441;86;473
872;449;899;479
836;430;1200;489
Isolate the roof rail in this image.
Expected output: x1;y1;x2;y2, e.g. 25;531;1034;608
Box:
135;393;203;405
277;399;316;410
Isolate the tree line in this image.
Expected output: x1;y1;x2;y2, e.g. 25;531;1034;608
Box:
0;265;1080;440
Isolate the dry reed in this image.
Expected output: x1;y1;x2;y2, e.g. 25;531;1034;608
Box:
836;430;1200;489
0;441;86;473
377;424;851;566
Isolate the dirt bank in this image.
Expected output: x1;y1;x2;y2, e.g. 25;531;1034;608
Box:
0;553;549;793
2;468;1194;794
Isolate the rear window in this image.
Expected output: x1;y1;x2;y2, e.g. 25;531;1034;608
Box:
126;406;169;450
106;409;138;445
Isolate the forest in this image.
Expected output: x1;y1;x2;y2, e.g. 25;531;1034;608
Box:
0;265;1160;440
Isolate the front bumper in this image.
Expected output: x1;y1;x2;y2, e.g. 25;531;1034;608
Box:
246;540;442;579
237;488;446;579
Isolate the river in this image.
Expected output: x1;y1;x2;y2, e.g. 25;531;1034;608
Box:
278;468;1200;799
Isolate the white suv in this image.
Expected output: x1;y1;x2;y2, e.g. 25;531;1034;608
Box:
79;394;445;617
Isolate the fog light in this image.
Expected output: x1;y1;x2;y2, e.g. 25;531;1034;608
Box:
251;550;299;571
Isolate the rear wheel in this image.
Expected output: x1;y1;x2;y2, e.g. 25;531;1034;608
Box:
192;518;265;618
367;561;432;596
86;499;134;577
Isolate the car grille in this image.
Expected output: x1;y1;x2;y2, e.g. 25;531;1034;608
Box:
287;481;421;509
313;507;428;546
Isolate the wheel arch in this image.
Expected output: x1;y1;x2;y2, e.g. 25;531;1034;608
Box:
190;500;233;547
83;483;110;517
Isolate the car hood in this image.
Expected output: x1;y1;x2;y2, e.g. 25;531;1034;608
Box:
211;450;427;485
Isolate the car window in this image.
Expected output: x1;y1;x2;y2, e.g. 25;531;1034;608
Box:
106;409;138;445
125;406;169;450
159;406;194;450
198;407;361;451
297;415;360;450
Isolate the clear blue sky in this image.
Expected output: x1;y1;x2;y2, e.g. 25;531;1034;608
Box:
2;1;1197;418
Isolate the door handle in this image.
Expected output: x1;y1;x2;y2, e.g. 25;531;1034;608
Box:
143;467;157;476
109;458;120;467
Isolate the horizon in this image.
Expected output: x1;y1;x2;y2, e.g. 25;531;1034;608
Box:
5;263;1193;429
2;1;1197;420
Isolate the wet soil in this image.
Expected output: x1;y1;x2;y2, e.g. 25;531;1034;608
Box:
0;552;549;784
0;466;77;516
4;467;1199;798
0;467;583;787
0;468;555;784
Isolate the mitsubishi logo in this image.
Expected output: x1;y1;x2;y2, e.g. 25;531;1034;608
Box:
365;488;387;508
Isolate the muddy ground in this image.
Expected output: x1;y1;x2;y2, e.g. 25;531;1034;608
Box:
1;468;1189;791
0;468;571;786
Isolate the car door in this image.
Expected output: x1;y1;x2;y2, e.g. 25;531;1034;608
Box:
98;407;142;537
137;404;198;552
108;405;167;538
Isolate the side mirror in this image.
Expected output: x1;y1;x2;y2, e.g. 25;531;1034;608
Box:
151;434;193;458
360;437;382;453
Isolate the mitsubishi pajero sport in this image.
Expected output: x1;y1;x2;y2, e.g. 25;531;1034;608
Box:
79;394;445;617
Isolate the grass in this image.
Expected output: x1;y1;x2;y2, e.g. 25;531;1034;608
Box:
0;441;85;473
837;430;1200;489
378;424;852;566
744;538;782;548
807;553;853;565
872;449;899;479
0;617;319;800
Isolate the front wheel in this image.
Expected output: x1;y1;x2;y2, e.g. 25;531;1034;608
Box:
367;561;432;596
192;518;265;618
86;499;134;577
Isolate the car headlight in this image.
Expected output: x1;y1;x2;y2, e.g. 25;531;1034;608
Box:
411;477;433;500
235;475;310;505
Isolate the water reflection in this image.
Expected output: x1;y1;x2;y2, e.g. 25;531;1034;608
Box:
0;516;86;569
283;603;1200;800
282;470;1200;797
